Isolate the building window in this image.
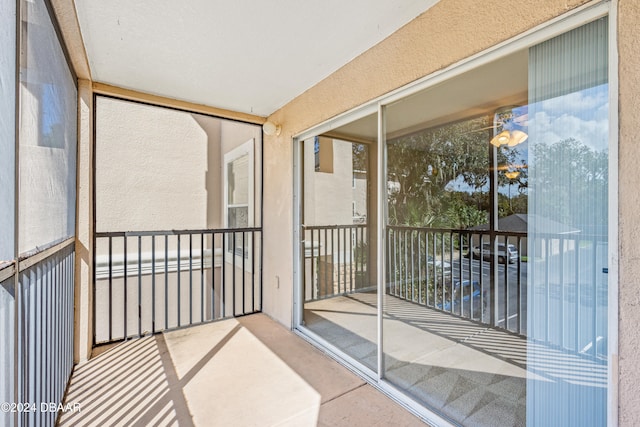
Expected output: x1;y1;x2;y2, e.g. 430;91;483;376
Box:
224;139;254;262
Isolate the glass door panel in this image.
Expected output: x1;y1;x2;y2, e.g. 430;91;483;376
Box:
301;113;379;372
526;18;609;426
381;18;609;426
382;71;529;423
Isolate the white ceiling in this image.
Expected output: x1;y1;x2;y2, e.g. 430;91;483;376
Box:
330;49;529;141
74;0;439;117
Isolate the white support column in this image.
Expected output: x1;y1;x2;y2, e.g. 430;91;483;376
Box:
74;79;94;362
376;103;386;380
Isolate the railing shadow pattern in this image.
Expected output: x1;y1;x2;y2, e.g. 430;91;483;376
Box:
59;331;205;426
305;292;606;426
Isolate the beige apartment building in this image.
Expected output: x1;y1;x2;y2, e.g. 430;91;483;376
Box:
1;0;639;426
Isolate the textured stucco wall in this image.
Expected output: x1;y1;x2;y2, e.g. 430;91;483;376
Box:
95;97;261;235
303;139;355;226
261;0;591;329
617;1;640;424
95;97;211;232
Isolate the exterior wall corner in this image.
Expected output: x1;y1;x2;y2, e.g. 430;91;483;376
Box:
260;123;295;329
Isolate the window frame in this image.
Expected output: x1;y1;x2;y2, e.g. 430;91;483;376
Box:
223;138;255;268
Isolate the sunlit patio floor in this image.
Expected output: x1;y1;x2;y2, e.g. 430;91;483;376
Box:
58;313;426;426
304;292;608;427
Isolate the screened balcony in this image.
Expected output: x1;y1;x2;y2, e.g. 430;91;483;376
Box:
1;0;621;426
0;90;425;426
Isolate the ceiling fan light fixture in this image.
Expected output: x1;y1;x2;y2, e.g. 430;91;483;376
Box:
508;129;528;146
491;105;528;148
490;130;510;147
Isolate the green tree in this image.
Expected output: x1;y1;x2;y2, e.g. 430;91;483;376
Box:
529;138;607;234
440;195;487;229
387;114;528;227
387;116;491;225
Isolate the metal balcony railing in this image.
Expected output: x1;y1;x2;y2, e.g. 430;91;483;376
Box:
302;223;607;358
0;239;75;427
387;226;527;331
301;224;369;301
94;227;262;345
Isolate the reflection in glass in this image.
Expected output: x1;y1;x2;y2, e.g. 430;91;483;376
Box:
294;17;609;427
301;125;378;372
19;0;77;254
527;18;608;426
387;115;491;228
384;102;531;425
380;18;608;426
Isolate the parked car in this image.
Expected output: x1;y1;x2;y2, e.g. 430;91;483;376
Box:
427;255;451;276
472;242;518;264
438;280;485;319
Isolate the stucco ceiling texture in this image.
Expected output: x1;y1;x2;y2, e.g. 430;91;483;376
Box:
74;0;439;117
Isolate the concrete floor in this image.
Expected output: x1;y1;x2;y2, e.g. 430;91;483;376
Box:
58;313;427;427
304;292;607;427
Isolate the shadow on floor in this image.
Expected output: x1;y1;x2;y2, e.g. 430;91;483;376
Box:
59;314;426;426
304;292;607;427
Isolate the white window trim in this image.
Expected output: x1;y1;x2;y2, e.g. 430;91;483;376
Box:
223;138;255;270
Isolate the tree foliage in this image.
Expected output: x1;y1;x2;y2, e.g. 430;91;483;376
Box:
387;115;528;227
352;143;368;171
530;138;607;234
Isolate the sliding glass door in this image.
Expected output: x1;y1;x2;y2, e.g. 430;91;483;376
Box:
381;18;609;425
383;49;532;424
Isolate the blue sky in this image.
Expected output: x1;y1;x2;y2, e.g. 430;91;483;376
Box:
445;83;609;196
